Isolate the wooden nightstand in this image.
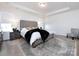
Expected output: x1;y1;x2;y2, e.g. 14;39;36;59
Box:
10;31;21;40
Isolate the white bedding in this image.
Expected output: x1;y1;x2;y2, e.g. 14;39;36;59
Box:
21;28;41;46
30;32;41;45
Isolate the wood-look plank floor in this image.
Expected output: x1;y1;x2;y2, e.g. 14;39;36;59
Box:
0;35;75;56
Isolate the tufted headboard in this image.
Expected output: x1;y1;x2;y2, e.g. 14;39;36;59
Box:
20;20;38;30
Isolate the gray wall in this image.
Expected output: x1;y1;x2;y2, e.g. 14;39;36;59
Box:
45;9;79;35
0;3;41;30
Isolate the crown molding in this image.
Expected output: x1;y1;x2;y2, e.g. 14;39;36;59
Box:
9;3;42;15
8;3;70;17
46;7;70;16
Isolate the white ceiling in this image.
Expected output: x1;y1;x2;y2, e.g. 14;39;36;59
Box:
9;2;79;16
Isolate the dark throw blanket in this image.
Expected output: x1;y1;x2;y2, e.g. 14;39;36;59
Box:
25;28;49;44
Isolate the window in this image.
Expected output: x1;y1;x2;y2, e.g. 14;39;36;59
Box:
1;23;13;32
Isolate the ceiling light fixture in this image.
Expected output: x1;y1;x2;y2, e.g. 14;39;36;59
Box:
39;2;47;7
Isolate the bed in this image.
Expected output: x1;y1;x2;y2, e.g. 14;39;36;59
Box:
20;20;54;48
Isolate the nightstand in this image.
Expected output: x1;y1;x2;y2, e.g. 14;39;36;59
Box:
10;31;21;40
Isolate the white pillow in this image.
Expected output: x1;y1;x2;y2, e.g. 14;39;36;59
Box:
21;28;28;38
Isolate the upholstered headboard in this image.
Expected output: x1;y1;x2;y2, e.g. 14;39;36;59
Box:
20;20;38;30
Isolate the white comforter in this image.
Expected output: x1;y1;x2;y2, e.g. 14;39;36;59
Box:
21;28;41;45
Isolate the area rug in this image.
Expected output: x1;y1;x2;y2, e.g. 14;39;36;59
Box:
20;37;75;56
